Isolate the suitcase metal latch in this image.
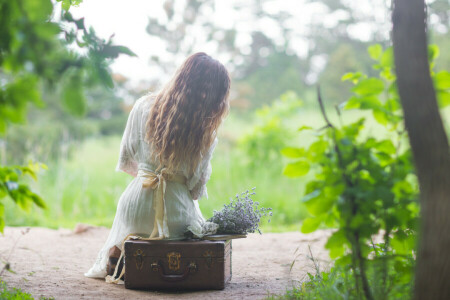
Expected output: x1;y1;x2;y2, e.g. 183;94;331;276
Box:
134;249;146;270
203;250;214;268
167;251;181;271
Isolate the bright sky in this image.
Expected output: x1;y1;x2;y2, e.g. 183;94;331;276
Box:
70;1;167;84
70;0;391;85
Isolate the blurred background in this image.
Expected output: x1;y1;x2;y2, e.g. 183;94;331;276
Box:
4;0;450;231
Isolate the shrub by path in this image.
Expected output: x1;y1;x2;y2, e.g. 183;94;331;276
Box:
0;227;331;299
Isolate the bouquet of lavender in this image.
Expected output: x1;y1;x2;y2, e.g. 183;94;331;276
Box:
207;188;272;235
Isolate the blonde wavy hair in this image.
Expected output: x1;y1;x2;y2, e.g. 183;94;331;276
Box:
146;52;231;175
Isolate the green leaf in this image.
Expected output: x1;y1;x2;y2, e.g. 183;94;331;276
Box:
341;72;364;83
74;18;86;30
392;180;414;198
385;98;401;112
303;185;342;216
35;23;61;39
61;0;72;11
0;119;6;135
301;217;322;233
281;147;305;158
97;67;114;89
391;231;415;255
335;254;352;267
380;67;396;81
304;181;321;195
324;212;337;227
342;118;365;138
434;71;450;91
304;197;333;216
325;230;347;259
380;47;394;68
102;45;137;58
349;214;365;229
360;96;383;110
16;194;32;212
115;46;138;57
373;109;389;126
368;44;383;61
23;0;53;21
302;189;321;203
31;194;46;209
0;184;6;199
283;160;310;177
298;125;313;132
344;96;360;109
438;91;450;108
352;78;384;96
428;44;440;61
22;167;37;181
375;140;396;155
309;140;328;155
388;82;399;96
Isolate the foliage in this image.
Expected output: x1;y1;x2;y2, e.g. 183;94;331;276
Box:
4;84;129;165
318;43;374;105
144;0;450;108
0;281;33;300
280;44;450;299
0;0;136;131
0;0;134;233
240;52;309;107
207;188;272;234
0;281;54;300
239;91;303;172
271;264;412;300
3;133;307;231
0;163;46;233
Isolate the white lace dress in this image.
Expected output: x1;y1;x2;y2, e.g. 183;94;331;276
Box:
84;95;217;278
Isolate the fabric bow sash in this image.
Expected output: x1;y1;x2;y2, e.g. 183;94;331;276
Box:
105;168;186;284
140;168;186;239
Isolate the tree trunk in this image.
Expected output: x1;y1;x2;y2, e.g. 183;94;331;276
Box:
392;1;450;299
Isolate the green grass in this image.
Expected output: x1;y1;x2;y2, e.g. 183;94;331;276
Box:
4;133;307;231
0;281;54;300
4;112;304;231
4;107;450;232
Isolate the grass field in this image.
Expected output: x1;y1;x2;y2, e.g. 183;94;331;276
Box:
5;106;450;232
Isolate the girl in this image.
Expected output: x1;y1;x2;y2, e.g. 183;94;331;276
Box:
84;52;230;280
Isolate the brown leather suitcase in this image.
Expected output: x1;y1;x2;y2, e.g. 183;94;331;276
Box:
124;239;232;290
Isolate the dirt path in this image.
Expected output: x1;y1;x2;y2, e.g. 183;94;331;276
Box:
0;226;331;300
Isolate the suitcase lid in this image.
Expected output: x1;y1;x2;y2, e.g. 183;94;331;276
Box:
124;239;230;259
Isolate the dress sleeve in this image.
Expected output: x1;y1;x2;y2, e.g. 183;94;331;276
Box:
187;138;218;200
115;98;142;177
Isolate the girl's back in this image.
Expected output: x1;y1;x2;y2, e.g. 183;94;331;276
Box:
84;53;230;281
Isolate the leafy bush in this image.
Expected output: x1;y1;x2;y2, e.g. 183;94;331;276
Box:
239;91;303;172
271;265;412;300
0;0;134;232
283;44;450;299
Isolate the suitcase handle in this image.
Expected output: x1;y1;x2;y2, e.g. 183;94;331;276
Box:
150;261;197;282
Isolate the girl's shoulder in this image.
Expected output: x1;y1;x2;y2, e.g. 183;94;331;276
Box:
133;93;156;115
136;93;155;107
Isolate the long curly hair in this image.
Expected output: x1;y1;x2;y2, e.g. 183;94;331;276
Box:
146;52;231;175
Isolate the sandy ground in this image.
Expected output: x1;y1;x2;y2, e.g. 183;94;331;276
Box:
0;226;331;300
